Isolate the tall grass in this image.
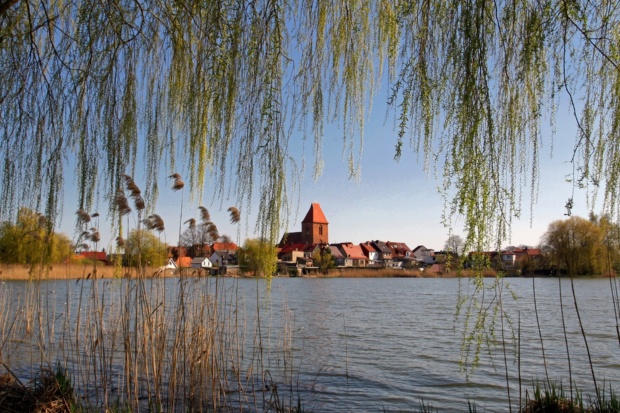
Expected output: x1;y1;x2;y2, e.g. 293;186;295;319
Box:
0;275;298;411
0;174;298;412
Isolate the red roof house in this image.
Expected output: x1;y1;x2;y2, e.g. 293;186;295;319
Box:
335;242;367;267
77;251;108;264
211;242;238;252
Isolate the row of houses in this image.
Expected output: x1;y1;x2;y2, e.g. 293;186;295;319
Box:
76;203;544;274
468;247;543;270
77;242;239;269
76;203;443;272
278;240;438;268
277;203;442;269
278;203;546;272
277;203;441;269
279;241;543;272
166;242;239;271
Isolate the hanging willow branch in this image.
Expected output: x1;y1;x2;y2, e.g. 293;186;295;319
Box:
0;0;619;249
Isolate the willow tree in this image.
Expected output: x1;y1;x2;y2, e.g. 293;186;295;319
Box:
1;1;619;248
0;207;72;265
542;216;606;275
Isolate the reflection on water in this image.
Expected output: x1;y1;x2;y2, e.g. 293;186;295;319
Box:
2;276;619;411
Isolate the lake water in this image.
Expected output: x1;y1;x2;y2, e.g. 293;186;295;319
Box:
2;276;619;412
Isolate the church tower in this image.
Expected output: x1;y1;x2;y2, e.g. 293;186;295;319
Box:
301;203;329;244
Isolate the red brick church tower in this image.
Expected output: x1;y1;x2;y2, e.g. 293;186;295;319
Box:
301;203;329;244
278;202;329;246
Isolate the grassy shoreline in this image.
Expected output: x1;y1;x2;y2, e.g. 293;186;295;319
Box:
0;263;486;280
2;263;613;280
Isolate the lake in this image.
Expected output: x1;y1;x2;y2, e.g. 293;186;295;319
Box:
2;276;619;412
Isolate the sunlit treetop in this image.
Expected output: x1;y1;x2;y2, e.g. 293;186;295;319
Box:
1;0;619;247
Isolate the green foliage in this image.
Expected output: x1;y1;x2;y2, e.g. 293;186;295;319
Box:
312;246;335;274
541;215;616;276
524;381;583;412
238;238;278;277
124;229;168;268
0;207;72;265
597;383;620;412
51;363;74;400
1;0;620;252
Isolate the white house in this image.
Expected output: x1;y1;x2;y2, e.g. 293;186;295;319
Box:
360;242;381;266
210;251;236;266
500;251;516;267
191;257;213;269
158;258;178;275
161;258;177;270
412;245;435;265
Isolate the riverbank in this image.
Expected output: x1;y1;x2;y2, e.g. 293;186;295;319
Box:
0;263;500;280
0;264;172;280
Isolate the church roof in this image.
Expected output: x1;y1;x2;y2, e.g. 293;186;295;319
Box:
279;231;303;246
302;203;328;224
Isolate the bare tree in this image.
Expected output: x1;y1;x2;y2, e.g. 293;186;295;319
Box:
444;235;465;257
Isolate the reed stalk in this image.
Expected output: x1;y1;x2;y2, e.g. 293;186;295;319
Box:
0;174;297;411
499;278;512;413
532;278;550;388
0;272;298;411
559;277;574;401
570;276;601;406
611;275;620;346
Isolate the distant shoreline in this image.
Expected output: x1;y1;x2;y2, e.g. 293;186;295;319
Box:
0;264;611;281
0;264;448;280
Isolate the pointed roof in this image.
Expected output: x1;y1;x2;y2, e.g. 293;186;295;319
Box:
302;203;328;224
328;245;345;259
279;243;307;254
163;258;178;269
360;242;379;254
279;231;303;246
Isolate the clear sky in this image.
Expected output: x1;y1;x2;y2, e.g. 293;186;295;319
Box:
58;82;595;253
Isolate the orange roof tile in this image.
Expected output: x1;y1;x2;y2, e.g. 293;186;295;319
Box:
338;243;367;260
78;251;107;261
514;248;542;256
302;203;328;224
211;242;238;251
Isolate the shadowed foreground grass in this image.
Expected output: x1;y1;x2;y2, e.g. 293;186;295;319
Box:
0;365;76;413
2;367;617;413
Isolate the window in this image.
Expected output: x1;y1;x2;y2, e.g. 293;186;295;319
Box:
319;225;323;236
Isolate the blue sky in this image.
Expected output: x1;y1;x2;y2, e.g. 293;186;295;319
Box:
58;84;593;253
